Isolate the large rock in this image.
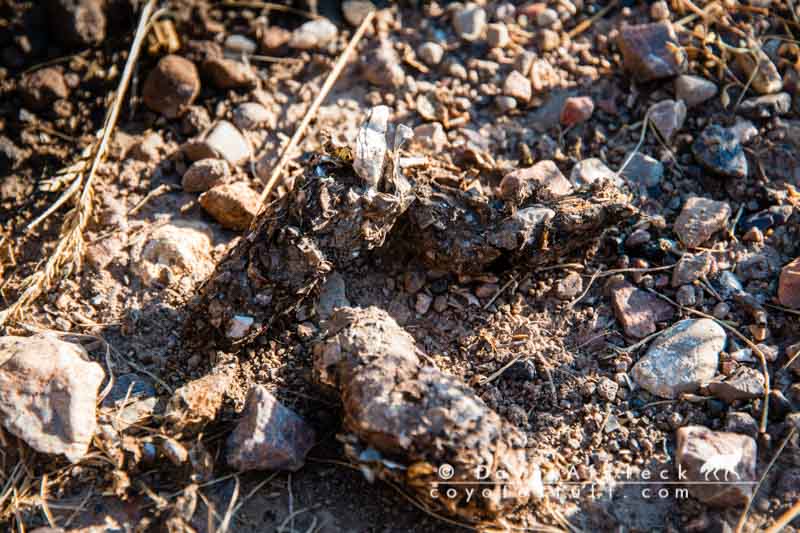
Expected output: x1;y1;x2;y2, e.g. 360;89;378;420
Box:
708;366;764;403
226;385;315;472
0;334;105;462
673;196;731;248
617;22;685;82
609;279;674;339
648;99;686;142
631;318;724;398
131;220;215;287
676;425;757;506
142;55;200;119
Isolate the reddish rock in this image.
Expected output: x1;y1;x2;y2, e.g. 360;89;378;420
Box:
203;57;257;89
617;22;685;82
779;257;800;309
143;55;200;119
560;96;594;127
674;197;731;248
199;182;260;230
609;278;674;338
503;70;532;102
226;385;315;472
20;67;69;109
676;426;757;507
499;160;572;202
672;252;714;287
182;158;230;193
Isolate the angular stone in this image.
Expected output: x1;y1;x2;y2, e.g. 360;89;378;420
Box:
674;196;731;248
504;70;532;102
101;373;158;431
708;366;764;403
353;106;389;188
676;425;757;506
735;46;782;95
413;122;448;152
609;279;674;339
202;121;251;166
199;182;260;231
779;257;800;309
648;99;686;142
453;4;486;42
632;319;724;398
226;385;315;472
672;252;713;287
131;221;214;287
487;23;510;48
165;373;232;433
570;158;619;188
362;41;405;88
560;96;594;127
499;160;572;202
724;412;759;438
0;334;105;462
738;93;791;119
617;22;685;82
289;18;338;49
182;158;230;193
674;75;717;107
21;67;69;110
143;55;200;119
621;152;664;190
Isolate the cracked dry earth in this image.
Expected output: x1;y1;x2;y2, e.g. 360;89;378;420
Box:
3;0;800;532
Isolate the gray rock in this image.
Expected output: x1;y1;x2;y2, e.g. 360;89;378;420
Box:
101;373;158;431
674;196;731;248
724;412;759;437
621;152;664;190
570;158;621;188
224;34;257;55
318;272;350;320
290;18;338;49
738;93;792;118
453;4;486;42
632;319;725;398
674;75;717;107
0;334;105;462
556;272;583;300
676;425;757;506
609;279;674;339
708;366;764;403
648;99;686;142
202;121;251;166
226;385;315;472
617;22;685;82
672;252;713;287
233;102;272;130
500;160;572;202
353;106;389;187
418;42;444;66
692;124;748;178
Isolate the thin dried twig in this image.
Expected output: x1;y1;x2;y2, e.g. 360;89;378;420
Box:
253;10;376;216
0;0;158;328
735;427;796;533
766;497;800;533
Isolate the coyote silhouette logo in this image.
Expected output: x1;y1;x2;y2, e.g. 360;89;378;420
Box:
699;450;742;481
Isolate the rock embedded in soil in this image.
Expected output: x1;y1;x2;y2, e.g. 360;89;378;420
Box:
724;412;759;437
182;158;230;193
202;57;257;89
362;41;405;88
735;45;783;95
487;22;510;48
0;334;105;462
608;278;674;339
313;306;541;521
738;93;792;119
342;0;375;26
418;42;444;66
164;373;232;433
570;158;618;188
353;105;389;187
673;196;732;248
233;102;272;130
617;22;685;82
674;74;718;107
708;366;764;403
631;318;724;399
672;251;713;287
779;257;800;309
46;0;106;47
676;425;757;506
692;125;748;178
289;18;338;49
499;160;572;202
226;385;315;472
199;181;260;231
555;271;583;300
132;220;214;287
199;120;251;166
503;70;532;102
648;99;686;142
560;96;594;127
20;67;69;110
453;3;487;42
142;55;200;119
